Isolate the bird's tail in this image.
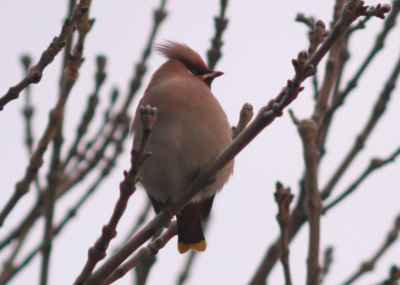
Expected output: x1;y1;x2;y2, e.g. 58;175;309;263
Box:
176;202;206;254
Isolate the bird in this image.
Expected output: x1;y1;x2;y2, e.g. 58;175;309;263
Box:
131;41;234;254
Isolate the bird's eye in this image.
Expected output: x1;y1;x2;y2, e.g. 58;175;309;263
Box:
189;67;200;75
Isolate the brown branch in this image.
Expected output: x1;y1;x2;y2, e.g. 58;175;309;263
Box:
341;214;400;285
82;87;119;155
249;3;391;283
321;51;400;199
176;251;197;285
207;0;229;70
59;0;78;84
104;221;177;285
20;55;34;155
319;246;334;284
378;265;400;285
323;146;400;213
116;200;152;250
0;127;127;284
41;7;94;284
19;54;42;193
59;1;168;196
297;118;322;285
63;55;107;168
73;106;157;285
296;13;316;29
0;0;90;111
0;227;30;284
274;182;294;285
0;44;86;228
85;65;306;285
317;0;400;157
85;5;375;278
232;103;254;139
0;0;167;257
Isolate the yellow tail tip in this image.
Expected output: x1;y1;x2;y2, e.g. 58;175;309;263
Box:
178;240;207;254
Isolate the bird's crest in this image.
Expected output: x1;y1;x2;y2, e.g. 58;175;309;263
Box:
155;41;209;73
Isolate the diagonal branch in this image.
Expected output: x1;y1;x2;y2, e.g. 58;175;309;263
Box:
341;214;400;284
104;221;178;285
0;0;91;111
40;7;94;285
321;51;400;200
73;106;157;285
323;146;400;213
85;4;386;279
249;2;391;283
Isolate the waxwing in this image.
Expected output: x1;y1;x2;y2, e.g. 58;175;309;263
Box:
131;41;233;254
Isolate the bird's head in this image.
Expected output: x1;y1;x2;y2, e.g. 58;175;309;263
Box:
151;41;223;88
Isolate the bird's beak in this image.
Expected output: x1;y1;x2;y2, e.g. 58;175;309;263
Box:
203;71;223;87
203;71;224;80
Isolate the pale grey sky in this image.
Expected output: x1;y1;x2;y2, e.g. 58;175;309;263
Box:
1;1;399;284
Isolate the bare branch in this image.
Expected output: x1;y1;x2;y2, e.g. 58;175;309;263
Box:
319;246;334;284
378;265;400;285
63;55;107;168
73;106;157;285
274;182;294;285
321;51;400;200
0;0;91;111
341;214;400;284
207;0;229;70
104;222;177;285
323;146;400;213
42;6;95;284
232;103;254;139
249;2;391;283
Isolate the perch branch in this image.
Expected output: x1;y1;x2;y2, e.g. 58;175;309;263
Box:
104;221;177;285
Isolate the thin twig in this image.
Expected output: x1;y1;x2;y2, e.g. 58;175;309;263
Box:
323;146;400;213
117;200;153;250
104;221;177;285
20;55;34;155
248;2;391;283
274;182;294;285
378;265;400;285
0;1;93;227
321;51;400;199
0;0;167;251
317;0;400;153
207;0;229;70
63;55;107;168
20;55;42;193
0;127;127;284
296;13;316;29
73;106;157;285
134;229;164;285
0;0;91;111
85;4;387;282
319;246;334;284
59;0;168;196
40;6;94;284
341;214;400;285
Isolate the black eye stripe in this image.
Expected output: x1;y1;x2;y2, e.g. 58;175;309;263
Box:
183;61;208;76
